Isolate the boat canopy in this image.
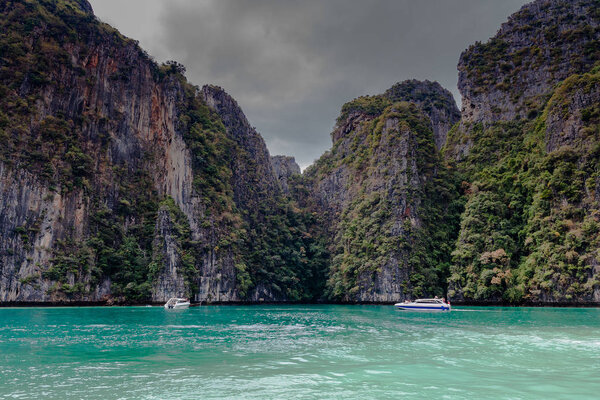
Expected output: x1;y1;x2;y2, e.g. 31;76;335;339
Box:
413;298;445;304
165;298;187;306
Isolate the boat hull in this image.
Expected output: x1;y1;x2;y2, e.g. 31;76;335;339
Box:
394;303;450;311
164;304;190;309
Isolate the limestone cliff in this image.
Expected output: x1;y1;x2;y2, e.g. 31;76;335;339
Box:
302;81;462;302
445;0;600;305
200;85;282;208
0;0;324;304
458;0;600;125
0;0;224;303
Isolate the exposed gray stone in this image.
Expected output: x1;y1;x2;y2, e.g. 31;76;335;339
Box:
270;155;301;193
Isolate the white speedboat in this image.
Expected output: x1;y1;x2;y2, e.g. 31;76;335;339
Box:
164;298;190;309
395;298;451;311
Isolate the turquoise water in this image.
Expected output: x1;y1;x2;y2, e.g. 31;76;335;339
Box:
0;306;599;399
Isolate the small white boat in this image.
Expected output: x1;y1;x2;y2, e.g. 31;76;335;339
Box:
164;298;190;309
395;298;451;311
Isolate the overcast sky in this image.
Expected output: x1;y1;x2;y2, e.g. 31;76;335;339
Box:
88;0;529;169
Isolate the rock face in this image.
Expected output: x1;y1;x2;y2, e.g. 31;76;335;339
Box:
544;70;600;153
302;81;462;302
151;207;187;302
447;0;600;161
0;0;200;303
0;0;324;304
200;85;282;206
445;0;600;305
73;0;94;14
198;85;327;302
0;163;110;302
270;156;301;193
384;80;460;149
458;0;600;125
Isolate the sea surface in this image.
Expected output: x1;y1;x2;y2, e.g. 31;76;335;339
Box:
0;305;599;399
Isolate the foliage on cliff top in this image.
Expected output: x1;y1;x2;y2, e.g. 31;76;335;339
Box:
335;80;459;134
385;79;460;122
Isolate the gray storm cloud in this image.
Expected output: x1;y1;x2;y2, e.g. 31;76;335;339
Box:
90;0;529;168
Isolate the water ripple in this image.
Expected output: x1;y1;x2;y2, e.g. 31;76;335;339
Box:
1;305;599;399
